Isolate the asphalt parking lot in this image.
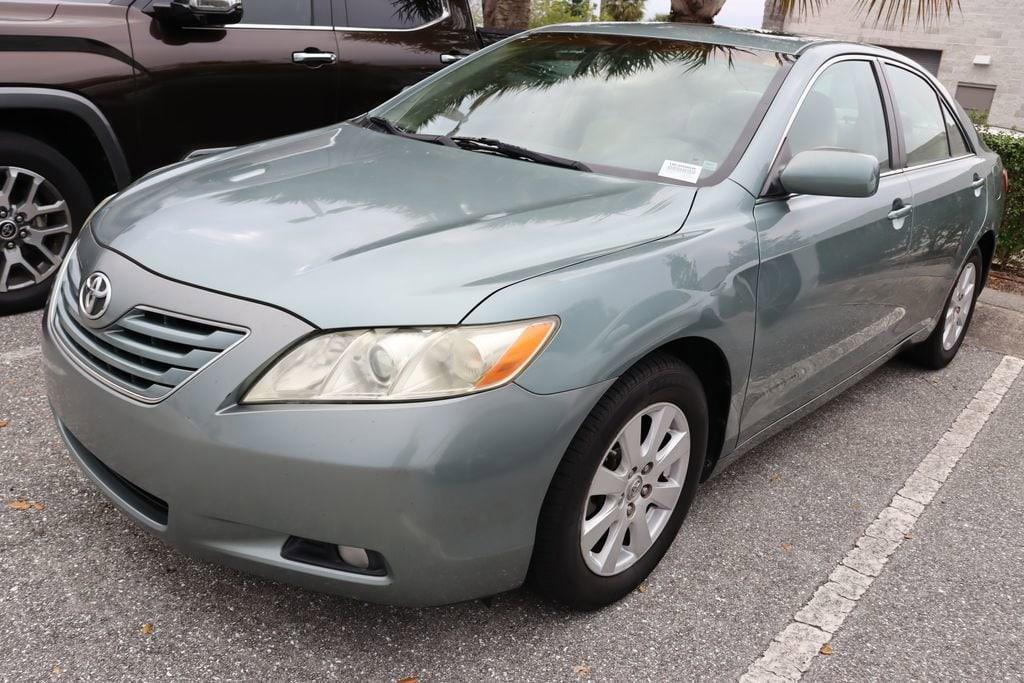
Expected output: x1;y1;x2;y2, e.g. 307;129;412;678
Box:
2;290;1023;681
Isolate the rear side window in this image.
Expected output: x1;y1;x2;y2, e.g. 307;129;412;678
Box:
242;0;312;25
885;65;950;166
787;60;891;172
344;0;443;29
943;107;971;157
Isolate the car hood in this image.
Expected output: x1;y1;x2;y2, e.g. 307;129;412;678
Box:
93;124;697;328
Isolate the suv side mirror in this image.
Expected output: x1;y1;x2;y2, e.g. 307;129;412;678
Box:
779;149;880;198
146;0;243;27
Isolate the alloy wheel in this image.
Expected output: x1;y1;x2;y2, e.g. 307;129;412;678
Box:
0;166;74;293
942;262;977;351
580;402;690;576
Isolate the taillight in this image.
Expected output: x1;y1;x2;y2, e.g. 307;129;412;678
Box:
1004;168;1010;195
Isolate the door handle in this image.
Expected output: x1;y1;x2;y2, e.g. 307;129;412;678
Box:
888;200;913;230
971;173;986;197
292;51;337;66
440;53;466;64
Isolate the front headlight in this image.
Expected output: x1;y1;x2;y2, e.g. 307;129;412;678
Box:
243;317;558;403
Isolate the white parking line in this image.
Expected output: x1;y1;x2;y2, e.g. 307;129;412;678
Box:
0;345;42;363
742;354;1024;682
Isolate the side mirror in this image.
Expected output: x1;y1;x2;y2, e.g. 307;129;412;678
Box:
146;0;243;27
779;149;880;198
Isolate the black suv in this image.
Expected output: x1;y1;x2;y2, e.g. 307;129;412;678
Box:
0;0;487;313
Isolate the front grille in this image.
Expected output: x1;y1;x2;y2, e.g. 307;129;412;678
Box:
51;256;247;402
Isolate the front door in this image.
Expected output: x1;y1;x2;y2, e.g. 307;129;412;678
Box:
128;0;341;174
741;58;914;440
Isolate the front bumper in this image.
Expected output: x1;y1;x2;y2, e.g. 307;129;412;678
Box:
44;234;609;606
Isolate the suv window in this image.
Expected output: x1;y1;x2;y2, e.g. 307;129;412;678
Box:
242;0;312;25
344;0;444;29
787;60;891;172
885;65;950;166
943;106;971;157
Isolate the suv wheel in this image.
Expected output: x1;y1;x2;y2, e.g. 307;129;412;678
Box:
0;132;93;315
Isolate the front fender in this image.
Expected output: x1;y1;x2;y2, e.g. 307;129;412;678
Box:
463;181;760;451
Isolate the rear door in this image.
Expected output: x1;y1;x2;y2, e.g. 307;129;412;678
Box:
741;58;915;439
332;0;480;119
881;63;991;332
128;0;341;173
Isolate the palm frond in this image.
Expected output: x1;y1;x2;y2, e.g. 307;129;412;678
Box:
853;0;961;27
766;0;961;26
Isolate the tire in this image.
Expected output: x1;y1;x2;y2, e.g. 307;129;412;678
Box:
0;132;94;315
528;352;708;610
905;247;983;370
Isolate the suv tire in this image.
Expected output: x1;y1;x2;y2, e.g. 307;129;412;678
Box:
0;132;93;315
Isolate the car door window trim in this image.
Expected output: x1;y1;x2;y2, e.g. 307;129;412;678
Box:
229;1;449;32
334;0;450;32
880;59;978;172
762;54;895;198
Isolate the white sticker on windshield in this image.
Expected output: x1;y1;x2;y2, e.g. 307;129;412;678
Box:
658;160;702;184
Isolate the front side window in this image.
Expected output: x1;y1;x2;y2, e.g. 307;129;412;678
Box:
345;0;444;29
375;33;789;184
786;60;891;171
241;0;312;25
885;65;950;166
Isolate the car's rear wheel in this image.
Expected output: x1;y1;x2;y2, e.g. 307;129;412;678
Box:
0;132;92;315
529;353;707;610
905;248;983;369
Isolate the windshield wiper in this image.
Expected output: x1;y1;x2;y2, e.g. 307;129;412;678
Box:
364;116;459;148
452;136;592;172
365;118;590;172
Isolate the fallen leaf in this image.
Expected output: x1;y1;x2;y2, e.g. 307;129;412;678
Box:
0;418;8;428
819;643;833;656
397;677;418;683
769;473;781;482
573;664;592;678
51;665;62;675
6;499;44;511
637;582;648;593
141;623;154;636
781;542;794;552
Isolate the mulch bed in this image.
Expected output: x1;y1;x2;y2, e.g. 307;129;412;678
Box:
989;268;1024;296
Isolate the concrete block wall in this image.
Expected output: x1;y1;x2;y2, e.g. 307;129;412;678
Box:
779;0;1023;130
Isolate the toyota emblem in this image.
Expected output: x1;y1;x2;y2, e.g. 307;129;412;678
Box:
79;272;112;320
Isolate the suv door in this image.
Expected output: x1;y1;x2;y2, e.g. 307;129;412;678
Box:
333;0;480;119
128;0;341;173
882;63;991;333
741;58;915;440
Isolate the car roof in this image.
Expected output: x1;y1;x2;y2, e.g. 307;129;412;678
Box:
533;22;838;56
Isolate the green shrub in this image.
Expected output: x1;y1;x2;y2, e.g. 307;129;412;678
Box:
981;129;1024;268
530;0;595;27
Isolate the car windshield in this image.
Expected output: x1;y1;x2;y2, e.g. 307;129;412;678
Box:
375;32;791;184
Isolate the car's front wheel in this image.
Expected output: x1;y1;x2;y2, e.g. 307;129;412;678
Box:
529;353;707;609
905;247;983;369
0;132;92;315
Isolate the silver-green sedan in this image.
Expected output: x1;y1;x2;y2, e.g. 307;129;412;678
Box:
43;23;1005;609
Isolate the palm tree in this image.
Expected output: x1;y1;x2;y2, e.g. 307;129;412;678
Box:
483;0;959;30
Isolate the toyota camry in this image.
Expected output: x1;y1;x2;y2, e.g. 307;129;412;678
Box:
43;23;1005;609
